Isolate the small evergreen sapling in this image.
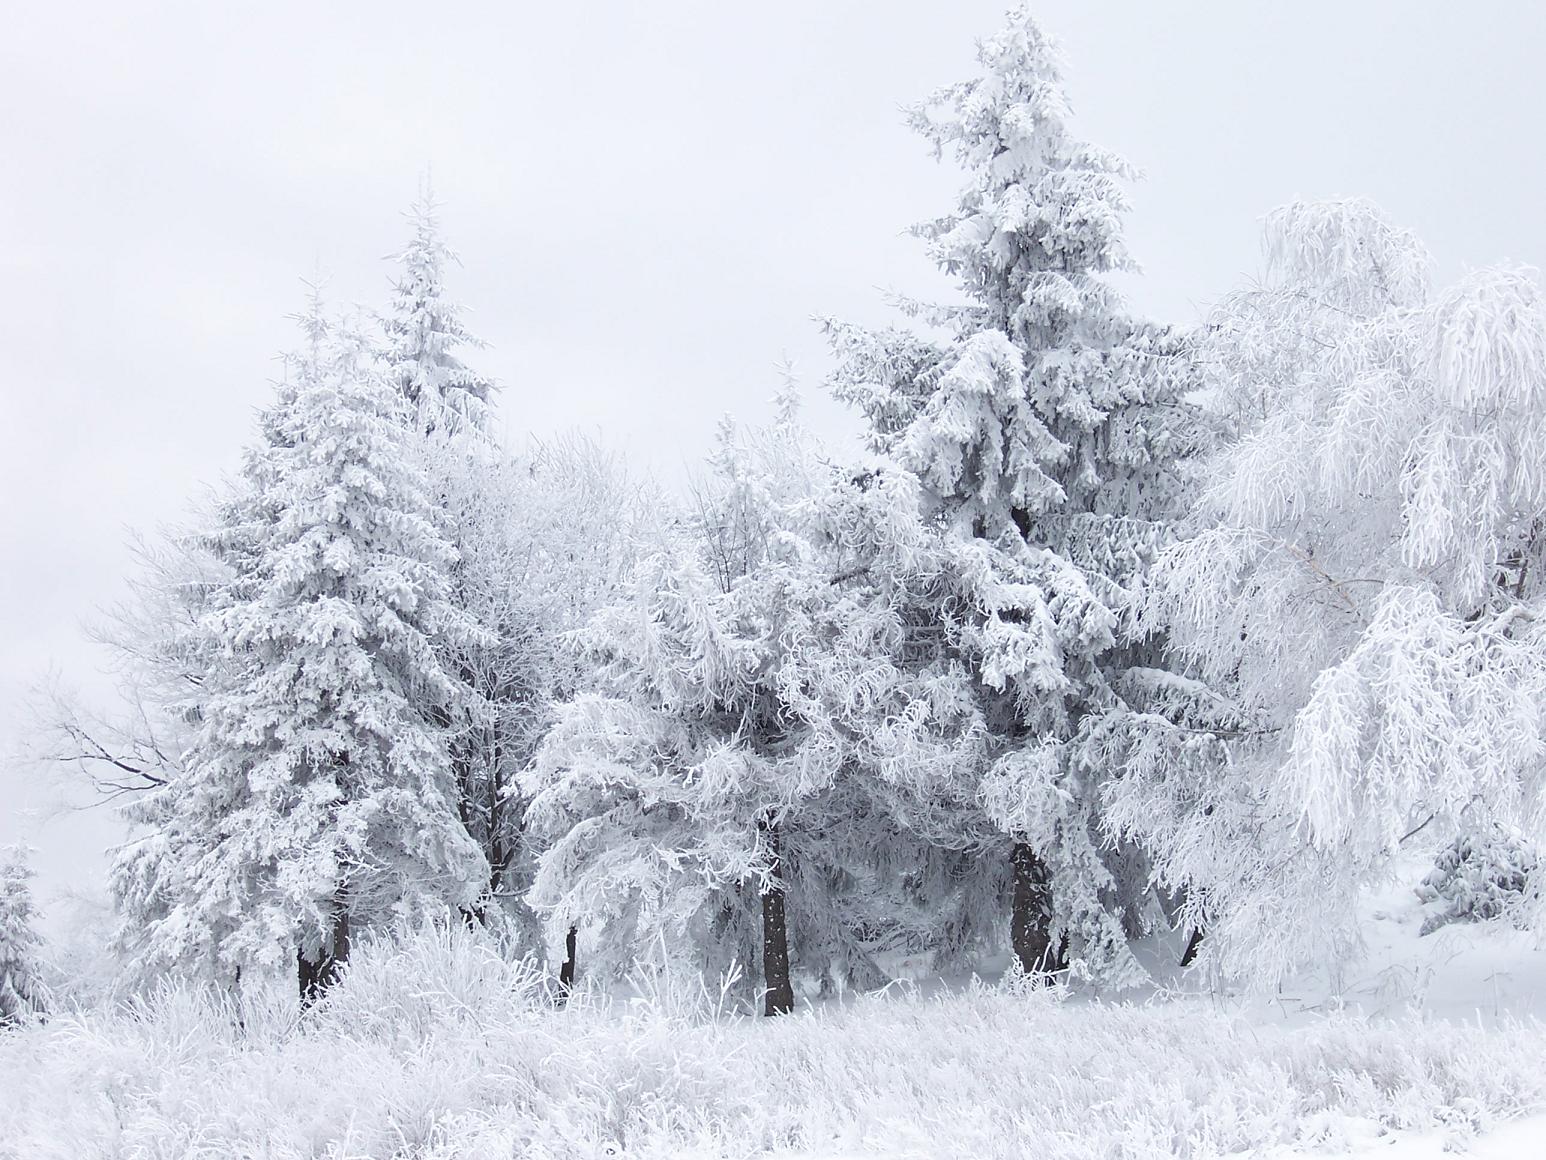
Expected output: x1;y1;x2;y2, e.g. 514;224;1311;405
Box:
1416;825;1540;936
0;846;47;1026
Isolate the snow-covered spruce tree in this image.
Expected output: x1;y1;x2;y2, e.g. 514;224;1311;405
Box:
382;188;496;433
0;847;47;1026
113;293;486;999
379;196;512;929
1110;199;1546;985
378;196;652;949
822;7;1204;983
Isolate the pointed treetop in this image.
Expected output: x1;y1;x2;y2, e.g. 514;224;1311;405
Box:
908;3;1136;339
771;357;803;430
384;187;496;432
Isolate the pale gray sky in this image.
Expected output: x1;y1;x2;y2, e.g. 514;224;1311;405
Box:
5;1;1545;926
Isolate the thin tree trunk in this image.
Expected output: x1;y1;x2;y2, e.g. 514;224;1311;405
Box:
298;904;351;1008
557;926;578;998
483;750;512;923
1180;927;1205;967
760;817;795;1016
1010;841;1065;980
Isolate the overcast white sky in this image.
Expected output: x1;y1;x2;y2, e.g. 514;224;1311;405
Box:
5;1;1546;923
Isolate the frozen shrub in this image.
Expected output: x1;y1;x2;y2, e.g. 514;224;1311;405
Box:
307;919;550;1045
1416;825;1539;935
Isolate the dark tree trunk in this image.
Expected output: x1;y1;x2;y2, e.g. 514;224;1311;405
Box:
760;818;795;1016
1180;927;1205;967
298;906;351;1008
557;925;577;998
1010;841;1065;980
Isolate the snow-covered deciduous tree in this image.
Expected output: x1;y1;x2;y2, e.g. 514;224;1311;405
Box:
30;515;239;806
415;426;656;949
822;6;1204;983
0;847;47;1026
377;195;655;952
113;293;486;999
1112;198;1546;984
382;188;496;434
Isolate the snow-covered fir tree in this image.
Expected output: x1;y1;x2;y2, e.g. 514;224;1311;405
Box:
1111;199;1546;984
113;292;486;997
379;195;653;949
382;187;496;433
0;847;47;1026
822;6;1205;983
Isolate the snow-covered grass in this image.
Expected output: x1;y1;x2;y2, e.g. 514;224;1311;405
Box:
2;923;1545;1159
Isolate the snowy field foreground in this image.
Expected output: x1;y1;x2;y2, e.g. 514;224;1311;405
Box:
3;921;1546;1160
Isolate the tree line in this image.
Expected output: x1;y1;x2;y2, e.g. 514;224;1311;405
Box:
32;5;1546;1013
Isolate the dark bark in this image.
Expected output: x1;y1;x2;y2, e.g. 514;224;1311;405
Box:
297;906;351;1008
1010;841;1066;980
557;926;577;997
760;818;795;1016
1180;927;1205;967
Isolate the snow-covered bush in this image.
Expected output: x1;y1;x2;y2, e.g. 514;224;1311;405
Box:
306;920;550;1046
1416;825;1540;935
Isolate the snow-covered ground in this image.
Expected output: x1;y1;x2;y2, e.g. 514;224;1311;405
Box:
1332;1115;1546;1159
3;862;1544;1159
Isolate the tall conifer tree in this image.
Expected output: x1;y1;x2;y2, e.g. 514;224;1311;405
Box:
115;293;486;996
824;7;1205;982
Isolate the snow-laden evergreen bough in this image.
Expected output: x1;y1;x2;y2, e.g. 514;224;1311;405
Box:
822;6;1207;984
1111;198;1546;984
0;847;47;1026
113;293;487;995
